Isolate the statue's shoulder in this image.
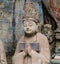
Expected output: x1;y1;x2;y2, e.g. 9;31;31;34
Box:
0;40;4;49
0;40;3;45
18;36;24;43
37;32;47;39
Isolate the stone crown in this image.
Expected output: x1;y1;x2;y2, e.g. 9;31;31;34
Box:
23;2;40;23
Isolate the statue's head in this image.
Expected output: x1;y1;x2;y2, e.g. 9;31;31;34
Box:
23;19;38;34
22;2;40;35
43;24;52;38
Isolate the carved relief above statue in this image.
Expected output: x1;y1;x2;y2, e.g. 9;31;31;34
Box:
0;10;11;21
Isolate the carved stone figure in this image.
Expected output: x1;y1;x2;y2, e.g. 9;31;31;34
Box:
12;2;50;64
0;40;7;64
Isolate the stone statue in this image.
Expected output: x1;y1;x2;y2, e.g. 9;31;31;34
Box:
12;2;50;64
0;40;7;64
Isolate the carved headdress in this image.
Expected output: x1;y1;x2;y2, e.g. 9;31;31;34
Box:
23;2;40;23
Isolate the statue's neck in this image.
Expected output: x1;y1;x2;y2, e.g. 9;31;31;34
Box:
24;32;37;38
24;32;37;43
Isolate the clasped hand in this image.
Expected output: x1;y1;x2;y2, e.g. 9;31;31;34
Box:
24;44;31;56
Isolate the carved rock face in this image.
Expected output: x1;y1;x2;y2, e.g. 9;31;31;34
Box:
50;0;60;20
23;20;38;34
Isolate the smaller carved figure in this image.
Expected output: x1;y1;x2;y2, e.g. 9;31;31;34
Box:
43;24;56;57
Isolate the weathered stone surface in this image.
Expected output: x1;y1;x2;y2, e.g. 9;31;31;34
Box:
0;0;13;52
15;0;25;40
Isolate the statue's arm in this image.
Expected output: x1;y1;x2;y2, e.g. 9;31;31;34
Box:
14;36;24;55
39;35;51;64
14;41;20;55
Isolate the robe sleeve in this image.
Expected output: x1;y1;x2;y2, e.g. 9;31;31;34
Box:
39;35;51;64
14;36;24;55
14;41;20;55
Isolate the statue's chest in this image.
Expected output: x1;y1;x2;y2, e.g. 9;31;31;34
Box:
19;42;40;53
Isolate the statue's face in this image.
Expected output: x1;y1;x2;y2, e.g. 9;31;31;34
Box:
23;20;38;34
